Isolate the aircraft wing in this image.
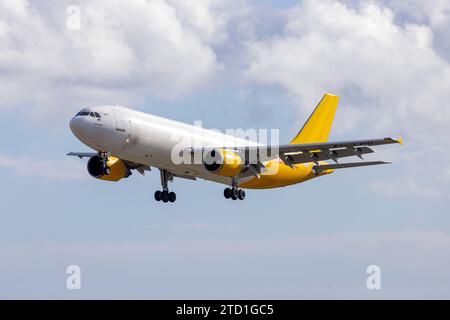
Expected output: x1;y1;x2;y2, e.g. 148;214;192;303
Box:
184;137;403;165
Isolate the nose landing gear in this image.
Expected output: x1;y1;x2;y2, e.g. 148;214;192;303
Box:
103;166;111;175
154;169;177;203
99;151;111;175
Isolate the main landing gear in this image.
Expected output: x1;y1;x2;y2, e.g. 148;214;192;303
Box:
154;169;176;203
224;187;245;201
224;177;246;201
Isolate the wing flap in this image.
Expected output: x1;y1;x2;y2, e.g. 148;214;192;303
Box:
286;146;374;164
278;137;402;155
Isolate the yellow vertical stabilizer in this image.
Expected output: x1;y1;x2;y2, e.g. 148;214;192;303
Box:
290;93;340;144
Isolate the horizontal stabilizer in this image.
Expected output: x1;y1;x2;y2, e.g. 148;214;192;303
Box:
67;152;97;159
313;161;390;173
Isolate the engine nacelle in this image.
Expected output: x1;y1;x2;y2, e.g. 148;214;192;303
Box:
203;149;243;177
87;156;129;182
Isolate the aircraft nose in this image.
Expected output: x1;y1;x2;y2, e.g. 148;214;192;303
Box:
69;113;98;146
69;116;81;136
69;116;89;140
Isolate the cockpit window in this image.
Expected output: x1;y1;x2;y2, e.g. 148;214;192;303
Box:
76;111;89;116
89;112;96;117
94;112;101;118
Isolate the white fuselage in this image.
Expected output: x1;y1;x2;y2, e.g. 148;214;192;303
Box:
69;105;260;185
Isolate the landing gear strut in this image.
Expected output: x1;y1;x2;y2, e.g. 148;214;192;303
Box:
154;169;176;203
99;151;111;175
224;177;246;201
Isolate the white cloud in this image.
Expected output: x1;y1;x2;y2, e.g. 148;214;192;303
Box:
245;0;450;132
0;0;241;117
343;1;450;63
0;153;86;180
371;0;450;27
165;0;239;45
1;0;449;198
243;0;450;198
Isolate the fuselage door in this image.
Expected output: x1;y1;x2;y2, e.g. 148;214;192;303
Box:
113;109;126;132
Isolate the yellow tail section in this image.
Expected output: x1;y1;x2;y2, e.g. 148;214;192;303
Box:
290;93;340;144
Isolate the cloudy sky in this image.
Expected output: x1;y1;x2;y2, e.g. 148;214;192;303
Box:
1;0;450;299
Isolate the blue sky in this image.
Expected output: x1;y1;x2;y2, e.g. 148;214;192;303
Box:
1;0;450;299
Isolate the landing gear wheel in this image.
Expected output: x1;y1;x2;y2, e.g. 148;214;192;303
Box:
230;188;238;200
238;189;246;200
103;166;111;175
154;190;162;201
161;190;169;203
168;192;176;203
224;188;231;199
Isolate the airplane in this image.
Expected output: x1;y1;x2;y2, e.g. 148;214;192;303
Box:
68;93;403;203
